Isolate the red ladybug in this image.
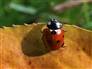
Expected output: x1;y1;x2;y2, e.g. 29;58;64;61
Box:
42;19;64;50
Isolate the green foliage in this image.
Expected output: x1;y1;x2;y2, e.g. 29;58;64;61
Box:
0;0;92;30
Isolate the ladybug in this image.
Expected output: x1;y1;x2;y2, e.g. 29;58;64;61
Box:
42;19;64;50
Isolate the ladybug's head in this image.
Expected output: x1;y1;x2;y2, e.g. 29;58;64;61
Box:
47;19;62;30
47;19;62;35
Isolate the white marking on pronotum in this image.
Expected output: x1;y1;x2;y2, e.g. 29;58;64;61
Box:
50;29;61;35
56;22;62;28
50;29;53;32
48;22;51;25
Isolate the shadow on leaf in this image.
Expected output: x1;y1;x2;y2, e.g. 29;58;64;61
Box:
21;25;50;57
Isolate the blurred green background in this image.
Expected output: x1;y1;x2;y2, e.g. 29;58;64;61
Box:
0;0;92;30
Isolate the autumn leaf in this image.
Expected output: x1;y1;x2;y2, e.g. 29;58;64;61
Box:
0;24;92;69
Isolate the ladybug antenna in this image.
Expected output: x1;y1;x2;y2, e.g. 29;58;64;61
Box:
51;18;57;21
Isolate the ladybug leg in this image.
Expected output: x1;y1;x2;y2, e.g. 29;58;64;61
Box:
61;42;67;48
61;42;64;47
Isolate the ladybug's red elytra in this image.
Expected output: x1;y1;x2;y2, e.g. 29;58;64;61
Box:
42;19;64;50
